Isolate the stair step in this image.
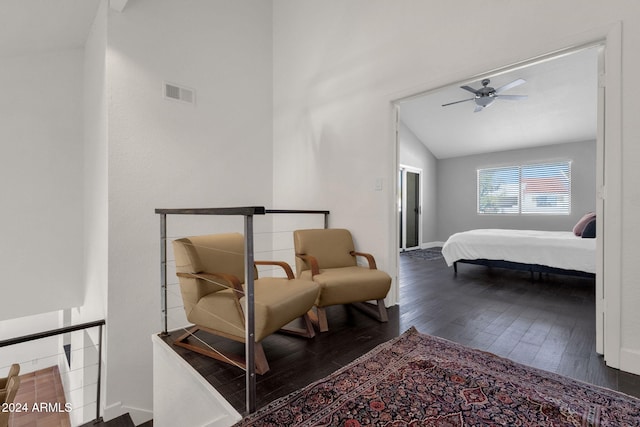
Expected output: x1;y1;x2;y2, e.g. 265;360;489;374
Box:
78;413;138;427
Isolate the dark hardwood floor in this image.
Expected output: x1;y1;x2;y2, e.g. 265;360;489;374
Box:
161;250;640;415
80;413;153;426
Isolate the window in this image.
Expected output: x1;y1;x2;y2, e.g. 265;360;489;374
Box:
477;161;571;215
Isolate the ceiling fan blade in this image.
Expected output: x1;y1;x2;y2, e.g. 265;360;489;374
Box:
460;85;478;94
496;94;528;101
442;98;474;107
494;78;526;94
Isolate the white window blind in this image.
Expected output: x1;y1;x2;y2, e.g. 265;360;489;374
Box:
477;161;571;215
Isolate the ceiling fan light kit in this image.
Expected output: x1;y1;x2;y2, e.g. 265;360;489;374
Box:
442;78;527;112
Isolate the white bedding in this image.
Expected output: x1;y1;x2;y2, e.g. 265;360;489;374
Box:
441;229;596;274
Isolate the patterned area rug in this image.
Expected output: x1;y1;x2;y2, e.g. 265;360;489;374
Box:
234;327;640;427
400;247;443;261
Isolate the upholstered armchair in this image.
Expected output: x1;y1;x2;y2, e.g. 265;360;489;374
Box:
0;369;20;427
0;364;19;393
293;228;391;332
172;233;319;374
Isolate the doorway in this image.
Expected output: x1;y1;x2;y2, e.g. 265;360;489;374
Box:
393;41;612;360
399;166;422;251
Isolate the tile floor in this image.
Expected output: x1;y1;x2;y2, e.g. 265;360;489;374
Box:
9;366;70;427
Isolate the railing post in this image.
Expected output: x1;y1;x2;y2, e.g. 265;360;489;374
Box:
244;215;256;414
0;320;107;426
154;207;328;414
160;213;168;336
95;323;103;423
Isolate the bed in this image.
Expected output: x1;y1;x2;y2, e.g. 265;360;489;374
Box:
441;228;596;279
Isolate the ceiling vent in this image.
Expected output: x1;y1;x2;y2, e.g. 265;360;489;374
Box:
163;82;195;105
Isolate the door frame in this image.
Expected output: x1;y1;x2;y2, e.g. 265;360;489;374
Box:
399;165;423;251
391;23;622;368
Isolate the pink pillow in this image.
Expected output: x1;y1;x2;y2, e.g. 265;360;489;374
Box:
573;212;596;236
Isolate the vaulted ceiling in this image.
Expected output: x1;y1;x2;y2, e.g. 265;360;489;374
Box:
4;2;598;163
399;47;599;159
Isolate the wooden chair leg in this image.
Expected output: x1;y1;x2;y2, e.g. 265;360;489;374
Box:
305;308;329;333
317;307;329;332
376;299;389;322
254;342;269;375
351;300;389;323
280;313;316;338
302;312;316;338
310;302;387;333
173;326;270;374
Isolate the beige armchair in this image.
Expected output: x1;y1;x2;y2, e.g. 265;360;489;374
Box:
172;233;319;374
294;228;391;332
0;364;19;393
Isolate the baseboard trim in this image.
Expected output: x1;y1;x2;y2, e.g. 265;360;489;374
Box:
421;241;445;249
103;401;123;422
399;242;445;253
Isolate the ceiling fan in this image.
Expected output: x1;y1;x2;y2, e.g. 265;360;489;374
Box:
442;78;527;112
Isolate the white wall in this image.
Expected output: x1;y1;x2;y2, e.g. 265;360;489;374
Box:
0;311;62;375
81;0;108;325
272;0;640;374
103;1;274;422
152;335;241;427
74;1;109;423
273;2;400;288
0;49;85;321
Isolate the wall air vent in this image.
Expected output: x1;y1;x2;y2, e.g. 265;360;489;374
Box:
163;82;195;105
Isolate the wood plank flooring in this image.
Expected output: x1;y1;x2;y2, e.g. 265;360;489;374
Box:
161;251;640;415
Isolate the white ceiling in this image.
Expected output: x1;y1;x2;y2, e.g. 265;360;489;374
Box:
399;47;599;159
0;0;100;58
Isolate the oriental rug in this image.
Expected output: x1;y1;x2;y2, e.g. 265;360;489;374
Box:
400;247;443;261
234;327;640;427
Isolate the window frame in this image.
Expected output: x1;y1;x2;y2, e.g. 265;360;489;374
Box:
477;160;572;216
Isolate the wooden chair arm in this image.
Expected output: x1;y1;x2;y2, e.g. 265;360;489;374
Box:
255;260;295;279
177;271;244;299
296;253;320;277
350;251;378;270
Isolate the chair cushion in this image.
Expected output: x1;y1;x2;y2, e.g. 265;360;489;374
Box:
241;278;319;340
174;233;245;284
300;266;391;307
294;229;357;275
192;278;319;342
188;288;245;338
173;233;252;306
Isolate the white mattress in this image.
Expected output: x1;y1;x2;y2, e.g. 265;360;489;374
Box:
441;229;596;274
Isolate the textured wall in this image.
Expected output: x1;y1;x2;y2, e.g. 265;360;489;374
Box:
0;49;84;320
